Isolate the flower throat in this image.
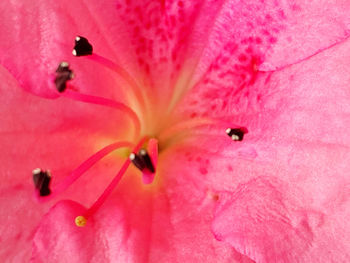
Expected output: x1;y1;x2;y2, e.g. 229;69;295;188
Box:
32;36;246;227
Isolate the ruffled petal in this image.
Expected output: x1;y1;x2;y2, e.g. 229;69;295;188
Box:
212;178;314;262
212;178;350;262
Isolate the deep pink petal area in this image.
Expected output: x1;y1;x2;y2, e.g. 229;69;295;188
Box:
3;1;349;105
174;0;350;120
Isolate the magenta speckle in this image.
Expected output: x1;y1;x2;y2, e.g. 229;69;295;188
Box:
269;37;277;44
199;167;208;175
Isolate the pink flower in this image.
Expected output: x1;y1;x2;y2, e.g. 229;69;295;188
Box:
1;0;350;262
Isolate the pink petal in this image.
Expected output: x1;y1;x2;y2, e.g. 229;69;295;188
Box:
212;178;314;262
0;0;136;99
175;0;350;121
31;141;250;262
205;32;350;262
0;66;132;261
32;168;244;262
259;0;350;71
0;0;219;101
0;68;238;261
3;0;349;103
2;1;350;262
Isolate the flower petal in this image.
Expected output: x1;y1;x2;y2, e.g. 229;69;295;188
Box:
32;152;252;263
259;0;350;71
174;0;350;119
196;29;350;262
0;0;136;99
212;178;314;262
0;65;133;261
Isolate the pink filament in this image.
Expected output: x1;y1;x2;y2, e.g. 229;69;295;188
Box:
38;141;133;201
158;118;214;143
83;136;148;218
87;53;146;109
55;142;132;194
62;89;141;139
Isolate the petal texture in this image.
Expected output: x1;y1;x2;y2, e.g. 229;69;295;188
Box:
206;32;350;263
174;0;350;121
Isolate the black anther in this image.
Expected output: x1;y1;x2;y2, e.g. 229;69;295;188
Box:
32;168;52;196
226;128;245;141
139;149;155;173
129;152;146;171
54;62;74;92
72;36;93;57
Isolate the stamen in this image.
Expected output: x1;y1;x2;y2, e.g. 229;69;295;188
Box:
75;137;148;226
45;141;134;200
142;138;158;184
226;128;245;141
61;89;141;139
139;149;155;173
54;62;74;92
32;168;52;196
72;36;93;57
158;118;214;143
147;138;158;166
129;149;155;173
129;152;146;171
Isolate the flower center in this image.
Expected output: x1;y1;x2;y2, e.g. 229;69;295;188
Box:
33;36;247;227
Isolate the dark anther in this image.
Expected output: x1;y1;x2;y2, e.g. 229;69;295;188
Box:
129;152;146;171
72;36;93;57
226;128;245;141
129;149;155;173
139;149;155;173
54;62;74;92
32;168;52;196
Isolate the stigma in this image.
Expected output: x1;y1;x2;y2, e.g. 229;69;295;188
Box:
75;215;87;227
